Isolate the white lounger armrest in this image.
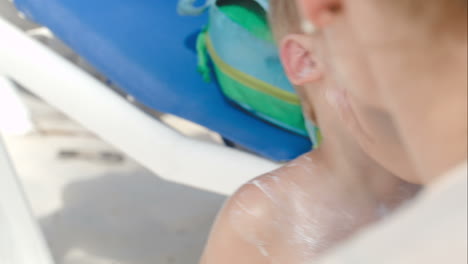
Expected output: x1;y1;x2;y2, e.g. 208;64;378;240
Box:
0;18;279;196
0;136;55;264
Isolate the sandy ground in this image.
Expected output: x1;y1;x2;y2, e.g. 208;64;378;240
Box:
2;89;227;264
3;92;226;264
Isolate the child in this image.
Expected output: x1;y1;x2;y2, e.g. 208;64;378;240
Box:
200;1;420;263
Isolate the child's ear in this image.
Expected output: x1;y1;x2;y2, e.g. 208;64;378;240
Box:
279;34;323;86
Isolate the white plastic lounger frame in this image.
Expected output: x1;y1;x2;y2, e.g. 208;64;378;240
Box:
0;15;276;264
0;135;55;264
0;17;279;196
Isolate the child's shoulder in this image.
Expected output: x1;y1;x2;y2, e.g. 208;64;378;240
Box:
226;152;326;236
229;151;325;214
200;152;332;263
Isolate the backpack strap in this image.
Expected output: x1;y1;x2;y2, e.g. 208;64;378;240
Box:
177;0;216;16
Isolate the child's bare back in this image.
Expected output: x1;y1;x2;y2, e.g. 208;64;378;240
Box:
201;151;418;264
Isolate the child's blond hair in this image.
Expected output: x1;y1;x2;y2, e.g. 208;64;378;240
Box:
269;0;302;41
270;0;466;39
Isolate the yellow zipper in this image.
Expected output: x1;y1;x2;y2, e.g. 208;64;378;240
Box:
205;35;301;105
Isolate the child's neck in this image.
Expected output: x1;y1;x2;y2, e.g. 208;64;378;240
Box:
314;114;418;208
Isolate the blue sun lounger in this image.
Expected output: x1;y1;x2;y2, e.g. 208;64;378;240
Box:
13;0;312;161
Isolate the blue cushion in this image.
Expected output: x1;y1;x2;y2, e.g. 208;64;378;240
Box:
14;0;312;161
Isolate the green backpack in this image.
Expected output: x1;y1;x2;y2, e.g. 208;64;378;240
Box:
178;0;321;146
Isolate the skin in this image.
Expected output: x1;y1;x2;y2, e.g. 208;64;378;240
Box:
297;0;468;183
201;1;466;263
200;30;419;264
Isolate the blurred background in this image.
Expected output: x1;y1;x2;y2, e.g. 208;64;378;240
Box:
0;0;227;263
